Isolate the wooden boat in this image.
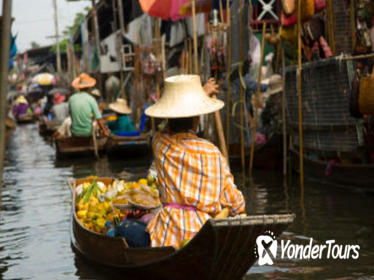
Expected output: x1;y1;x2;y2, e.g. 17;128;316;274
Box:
229;133;282;169
105;133;151;157
55;136;108;158
5;117;15;143
290;147;374;193
16;114;35;124
70;177;295;280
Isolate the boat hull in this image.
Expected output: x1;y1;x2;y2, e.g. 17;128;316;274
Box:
55;136;107;158
70;178;295;279
16;114;35;124
290;147;374;193
106;134;151;157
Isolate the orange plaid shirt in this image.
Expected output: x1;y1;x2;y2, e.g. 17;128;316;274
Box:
147;132;245;248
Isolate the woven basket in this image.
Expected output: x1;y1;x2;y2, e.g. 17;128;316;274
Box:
359;71;374;115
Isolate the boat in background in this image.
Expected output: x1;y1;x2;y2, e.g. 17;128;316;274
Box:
70;177;295;280
285;58;374;192
105;133;151;157
290;147;374;193
16;114;35;124
55;136;108;159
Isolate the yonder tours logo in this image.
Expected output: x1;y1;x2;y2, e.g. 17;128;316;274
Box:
255;231;360;266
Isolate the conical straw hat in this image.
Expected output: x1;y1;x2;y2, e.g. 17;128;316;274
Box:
145;75;224;118
109;98;131;114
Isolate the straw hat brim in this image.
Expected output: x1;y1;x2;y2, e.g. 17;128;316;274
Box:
91;89;101;97
145;98;224;118
265;85;283;96
71;76;96;89
145;75;224;118
109;103;131;114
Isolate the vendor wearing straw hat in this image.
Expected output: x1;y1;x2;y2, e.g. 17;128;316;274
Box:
107;98;135;134
12;95;31;118
115;75;245;249
69;73;109;137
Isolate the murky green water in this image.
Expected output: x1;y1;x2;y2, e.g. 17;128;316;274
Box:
1;124;373;279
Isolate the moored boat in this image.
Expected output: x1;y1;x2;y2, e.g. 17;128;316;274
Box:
16;114;35;124
290;147;374;193
229;133;282;169
55;136;108;158
70;177;295;280
105;133;151;157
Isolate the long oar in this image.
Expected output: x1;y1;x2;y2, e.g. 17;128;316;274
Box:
92;124;99;159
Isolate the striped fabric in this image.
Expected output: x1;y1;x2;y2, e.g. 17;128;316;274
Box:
147;132;245;248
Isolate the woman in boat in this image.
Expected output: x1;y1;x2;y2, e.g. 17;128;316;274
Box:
12;95;32;118
117;75;246;249
107;98;135;134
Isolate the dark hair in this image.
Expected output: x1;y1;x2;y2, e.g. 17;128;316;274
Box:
168;117;194;133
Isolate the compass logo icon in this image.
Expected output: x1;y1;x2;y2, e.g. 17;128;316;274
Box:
255;231;278;266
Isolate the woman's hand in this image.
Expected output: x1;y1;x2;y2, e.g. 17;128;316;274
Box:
203;78;219;97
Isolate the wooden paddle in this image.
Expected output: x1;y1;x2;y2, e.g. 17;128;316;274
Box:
92;123;99;159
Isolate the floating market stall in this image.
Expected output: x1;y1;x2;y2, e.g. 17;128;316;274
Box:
69;176;295;279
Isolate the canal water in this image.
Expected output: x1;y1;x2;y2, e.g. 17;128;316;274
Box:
0;124;373;279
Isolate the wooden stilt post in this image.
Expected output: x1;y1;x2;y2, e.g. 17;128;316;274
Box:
117;0;126;100
239;0;246;184
226;0;232;157
249;23;267;177
327;0;336;56
297;0;304;188
192;0;198;74
281;46;287;177
0;0;12;183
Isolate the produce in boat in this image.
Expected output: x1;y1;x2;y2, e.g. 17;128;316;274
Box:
74;176;160;235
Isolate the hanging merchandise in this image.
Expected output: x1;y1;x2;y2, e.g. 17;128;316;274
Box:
281;12;297;27
303;16;324;41
356;21;372;54
282;0;296;15
359;69;374;115
207;23;227;80
350;71;363;119
280;25;297;41
314;0;326;12
319;36;332;58
357;0;373;23
301;0;315;22
264;25;281;45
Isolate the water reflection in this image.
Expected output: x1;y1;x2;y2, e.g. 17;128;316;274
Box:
0;124;373;280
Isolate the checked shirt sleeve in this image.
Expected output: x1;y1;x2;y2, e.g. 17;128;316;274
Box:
219;156;246;216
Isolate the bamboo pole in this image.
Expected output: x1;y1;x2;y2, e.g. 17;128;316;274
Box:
239;1;246;183
297;0;304;188
161;35;166;81
219;0;224;24
350;0;356;51
155;18;161;99
281;46;287;177
117;0;126;100
225;0;232;156
52;0;62;73
191;0;198;74
188;39;193;74
0;0;12;183
327;0;336;56
249;23;267;177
